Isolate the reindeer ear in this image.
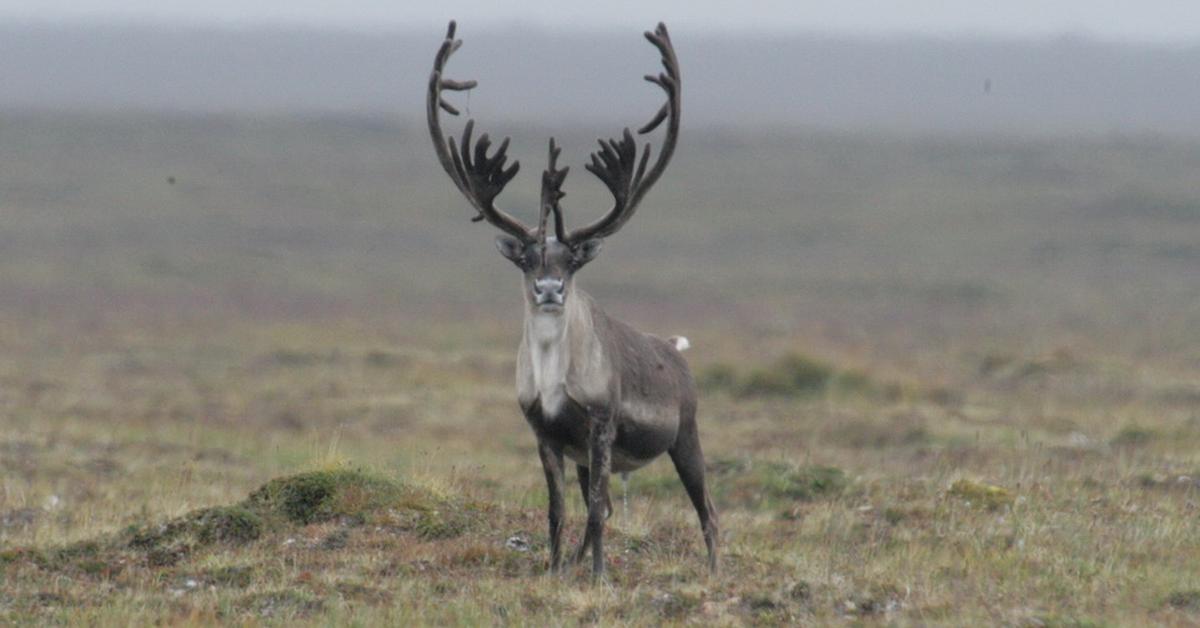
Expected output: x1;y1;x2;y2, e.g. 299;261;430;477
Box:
574;239;603;266
495;235;526;263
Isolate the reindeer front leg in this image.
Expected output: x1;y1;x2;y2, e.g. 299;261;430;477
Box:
537;438;566;573
586;408;616;582
571;464;612;565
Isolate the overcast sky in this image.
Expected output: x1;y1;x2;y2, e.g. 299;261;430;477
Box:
3;0;1200;43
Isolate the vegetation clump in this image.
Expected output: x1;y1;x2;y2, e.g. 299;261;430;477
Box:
194;506;263;545
1166;590;1200;611
762;463;848;501
202;564;255;588
948;479;1015;511
705;457;849;508
31;541;103;573
1110;425;1157;448
738;354;835;397
699;352;891;399
127;505;263;557
245;469;404;525
237;590;325;618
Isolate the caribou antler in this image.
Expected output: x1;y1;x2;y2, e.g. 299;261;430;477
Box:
539;138;569;243
564;22;681;244
427;21;535;242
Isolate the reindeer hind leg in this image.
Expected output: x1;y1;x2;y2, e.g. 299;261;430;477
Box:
668;411;719;574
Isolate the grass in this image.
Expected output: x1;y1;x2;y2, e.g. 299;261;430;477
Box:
699;352;896;401
2;113;1200;624
946;479;1016;511
4;321;1200;625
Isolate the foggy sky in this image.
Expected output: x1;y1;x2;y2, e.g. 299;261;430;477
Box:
3;0;1200;43
1;23;1197;137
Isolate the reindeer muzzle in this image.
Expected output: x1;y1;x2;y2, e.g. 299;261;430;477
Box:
533;277;565;307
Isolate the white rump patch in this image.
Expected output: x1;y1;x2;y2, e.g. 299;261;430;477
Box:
669;336;691;352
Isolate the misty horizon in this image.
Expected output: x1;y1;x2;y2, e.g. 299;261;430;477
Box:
3;0;1200;44
5;16;1200;45
0;22;1198;137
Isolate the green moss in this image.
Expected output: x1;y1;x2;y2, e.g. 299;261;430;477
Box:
760;463;848;501
193;506;263;545
948;479;1015;511
415;511;462;539
1166;590;1200;611
146;546;188;568
204;564;255;588
412;500;490;540
125;505;261;558
265;349;335;368
10;467;470;583
76;559;111;576
35;541;101;571
624;535;656;554
1111;425;1156;447
698;353;892;400
978;352;1014;377
739;354;834;397
364;350;408;368
708;458;849;507
696;363;738;391
882;507;904;525
245;469;404;525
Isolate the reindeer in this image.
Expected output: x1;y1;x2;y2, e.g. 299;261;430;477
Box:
426;21;717;580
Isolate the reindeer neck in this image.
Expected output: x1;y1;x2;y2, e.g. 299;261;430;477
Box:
520;289;596;416
523;288;595;348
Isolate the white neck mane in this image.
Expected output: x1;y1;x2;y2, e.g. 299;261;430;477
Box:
519;287;611;418
526;294;572;417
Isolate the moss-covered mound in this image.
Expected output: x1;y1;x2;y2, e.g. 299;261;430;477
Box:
245;468;408;525
2;468;490;576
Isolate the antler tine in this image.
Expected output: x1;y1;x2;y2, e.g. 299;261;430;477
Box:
628;23;681;205
427;20;535;242
566;22;682;244
540;138;569;243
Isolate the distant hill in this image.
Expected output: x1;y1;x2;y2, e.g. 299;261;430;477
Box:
0;23;1198;136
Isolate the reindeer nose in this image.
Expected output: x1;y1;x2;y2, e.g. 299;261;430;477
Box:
534;277;565;303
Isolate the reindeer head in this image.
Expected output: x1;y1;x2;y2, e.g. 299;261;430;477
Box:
426;21;681;315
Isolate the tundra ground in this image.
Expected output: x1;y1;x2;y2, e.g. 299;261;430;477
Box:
1;114;1199;625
